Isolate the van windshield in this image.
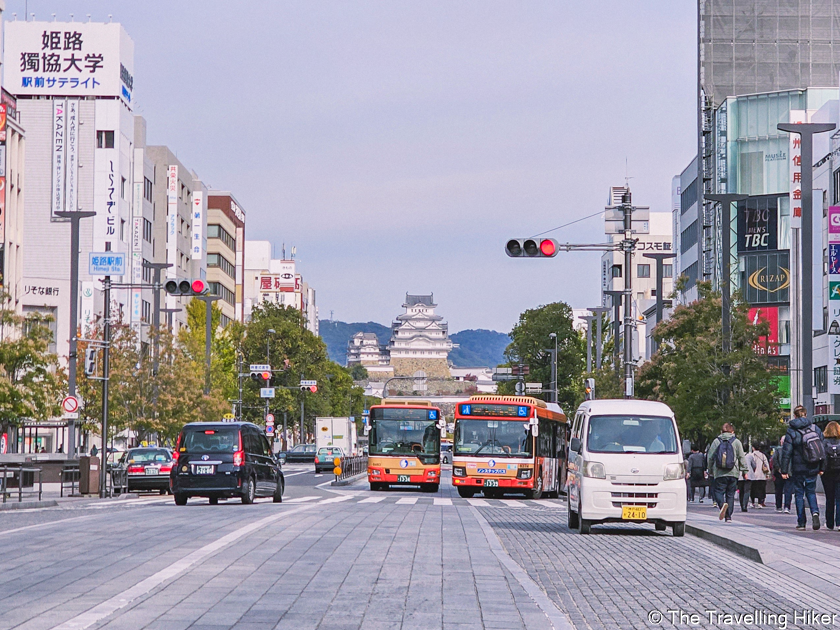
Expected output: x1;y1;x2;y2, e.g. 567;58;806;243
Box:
182;428;239;453
586;415;677;454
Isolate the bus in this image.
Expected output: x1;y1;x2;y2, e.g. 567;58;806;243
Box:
452;395;568;499
367;400;445;492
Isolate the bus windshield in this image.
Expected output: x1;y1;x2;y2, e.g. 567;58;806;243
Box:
586;415;678;454
369;416;440;464
455;420;533;458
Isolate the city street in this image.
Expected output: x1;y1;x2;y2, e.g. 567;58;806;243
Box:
1;467;836;630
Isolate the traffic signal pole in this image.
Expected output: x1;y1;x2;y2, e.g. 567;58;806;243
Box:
194;294;222;396
621;191;635;398
100;275;111;498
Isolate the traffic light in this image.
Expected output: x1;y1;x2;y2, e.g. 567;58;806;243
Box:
505;238;559;258
250;370;271;385
84;348;97;376
164;278;208;296
584;378;595;400
300;384;318;393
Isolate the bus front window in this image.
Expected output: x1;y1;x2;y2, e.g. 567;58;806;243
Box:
455;420;533;457
369;420;440;464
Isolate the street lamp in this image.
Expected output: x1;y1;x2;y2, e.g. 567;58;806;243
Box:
548;333;557;404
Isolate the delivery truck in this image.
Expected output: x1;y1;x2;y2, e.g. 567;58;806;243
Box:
315;417;358;456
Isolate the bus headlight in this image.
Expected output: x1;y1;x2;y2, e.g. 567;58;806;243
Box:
517;468;532;479
663;462;685;481
453;467;466;477
582;461;606;479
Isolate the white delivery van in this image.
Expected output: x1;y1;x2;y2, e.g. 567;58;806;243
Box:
566;399;686;536
315;417;358;456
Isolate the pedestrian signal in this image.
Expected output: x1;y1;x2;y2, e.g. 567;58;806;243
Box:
84;348;97;376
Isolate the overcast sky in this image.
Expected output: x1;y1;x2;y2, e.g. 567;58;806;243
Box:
8;1;696;333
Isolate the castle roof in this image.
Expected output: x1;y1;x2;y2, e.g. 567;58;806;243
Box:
404;293;436;308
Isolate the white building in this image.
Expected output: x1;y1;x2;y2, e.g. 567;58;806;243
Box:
387;294;454;378
2;90;26;319
346;332;393;380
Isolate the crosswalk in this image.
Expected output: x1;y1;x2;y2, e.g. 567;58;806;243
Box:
283;494;566;510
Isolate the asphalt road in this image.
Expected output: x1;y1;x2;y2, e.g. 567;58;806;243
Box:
0;465;836;630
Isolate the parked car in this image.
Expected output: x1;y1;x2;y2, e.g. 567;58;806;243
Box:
315;447;344;474
278;443;317;464
170;421;284;505
111;447;173;494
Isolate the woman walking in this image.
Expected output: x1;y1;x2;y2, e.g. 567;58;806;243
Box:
749;445;770;508
823;421;840;530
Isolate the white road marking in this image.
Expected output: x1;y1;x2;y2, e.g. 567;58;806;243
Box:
504;500;526;508
285;496;320;503
395;497;418;505
318;495;355;504
49;505;315;630
466;498;490;507
433;498;452;506
0;514;95;537
358;496;386;503
281;471;310;478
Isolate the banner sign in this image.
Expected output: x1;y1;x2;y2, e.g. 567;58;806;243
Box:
737;196;778;252
51;98;65;218
829;206;840;243
166;165;178;280
65;99;79;213
741;250;790;305
748;307;779;356
191;190;203;261
788;110;806;229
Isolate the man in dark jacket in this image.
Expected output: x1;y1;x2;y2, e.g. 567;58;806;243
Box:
781;406;826;530
686;447;707;502
707;423;748;522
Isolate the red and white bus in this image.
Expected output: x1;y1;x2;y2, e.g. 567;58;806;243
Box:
452;395;568;499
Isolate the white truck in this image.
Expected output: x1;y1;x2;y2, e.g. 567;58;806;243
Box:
315;417;358;456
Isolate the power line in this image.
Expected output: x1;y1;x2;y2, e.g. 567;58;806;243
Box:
528;209;603;239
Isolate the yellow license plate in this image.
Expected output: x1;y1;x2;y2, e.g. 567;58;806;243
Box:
622;506;647;520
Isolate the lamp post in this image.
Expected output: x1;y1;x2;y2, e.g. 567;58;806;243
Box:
266;329;275;424
582;316;595;374
642;252;678;354
193;294;222;396
605;290;624;366
777;122;835;417
548;332;557;404
588;307;610;370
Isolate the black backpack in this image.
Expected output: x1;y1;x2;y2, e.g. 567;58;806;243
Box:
714;437;736;471
825;439;840;471
799;426;826;465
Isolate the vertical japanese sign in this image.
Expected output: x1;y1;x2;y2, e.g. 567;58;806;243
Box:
235;226;244;321
788;110;806;229
81;280;95;333
131;211;142;323
190;190;203;261
829;206;840;393
0;103;7;262
65;98;78;213
93;143;117;252
51;98;66;218
166;165;178;280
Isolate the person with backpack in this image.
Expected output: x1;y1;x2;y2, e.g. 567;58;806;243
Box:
749;445;770;509
707;422;748;522
686;447;707;502
822;421;840;531
780;405;826;531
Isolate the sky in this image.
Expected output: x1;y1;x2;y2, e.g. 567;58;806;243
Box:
7;1;697;334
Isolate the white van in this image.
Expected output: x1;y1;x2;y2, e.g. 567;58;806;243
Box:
566;399;686;536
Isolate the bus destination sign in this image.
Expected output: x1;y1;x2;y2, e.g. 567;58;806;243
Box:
459;404;530;418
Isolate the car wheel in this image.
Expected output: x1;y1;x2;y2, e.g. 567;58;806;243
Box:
273;479;284;503
579;518;592;534
209;497;218;505
655;522;667;531
159;488;167;496
241;476;256;504
174;493;187;506
567;496;579;529
457;487;475;498
672;522;686;537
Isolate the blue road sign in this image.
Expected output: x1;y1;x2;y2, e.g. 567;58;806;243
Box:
89;252;126;276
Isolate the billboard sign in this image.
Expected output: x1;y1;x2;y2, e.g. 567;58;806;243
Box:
741;250;790;305
191;190;203;261
830;206;840;243
51;99;65;218
788;110;806;229
166;165;178;280
4;21;134;107
748;306;779;356
737;196;778;252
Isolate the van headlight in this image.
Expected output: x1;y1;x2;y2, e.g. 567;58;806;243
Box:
663;462;685;481
582;461;606;479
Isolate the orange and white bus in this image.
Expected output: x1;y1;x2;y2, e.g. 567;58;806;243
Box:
452;395;568;499
367;400;444;492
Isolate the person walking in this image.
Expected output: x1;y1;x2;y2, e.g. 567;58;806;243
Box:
781;406;826;531
749;445;769;509
771;437;794;513
686;447;707;503
738;449;753;512
822;421;840;531
707;423;749;522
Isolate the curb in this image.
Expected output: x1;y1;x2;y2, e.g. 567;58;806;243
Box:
0;500;58;511
685;522;767;563
331;472;366;487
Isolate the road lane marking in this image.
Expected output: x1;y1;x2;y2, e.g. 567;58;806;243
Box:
49;504;315;630
281;471;310;478
466;498;490;507
470;506;574;630
317;495;355;504
433;498;452;506
359;497;386;503
0;514;95;537
395;497;418;505
285;496;319;503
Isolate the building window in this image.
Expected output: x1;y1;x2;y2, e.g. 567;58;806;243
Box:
663;264;673;277
23;306;57;354
683;261;698;288
206;224;236;251
208;281;235;306
834;169;840;204
220;313;232;328
121;177;127;200
142;260;152;283
680;220;698;254
120;219;126;242
142;300;151;323
815;365;828;394
611;264;622;278
680;179;697;214
143;218;153;243
144;177;153;202
637;264;651;278
96;130;114;149
207;252;236;279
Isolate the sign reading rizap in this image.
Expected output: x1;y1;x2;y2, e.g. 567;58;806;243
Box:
741;250;790;305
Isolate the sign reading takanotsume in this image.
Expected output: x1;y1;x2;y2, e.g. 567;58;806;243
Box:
741;250;790;305
4;21;134;108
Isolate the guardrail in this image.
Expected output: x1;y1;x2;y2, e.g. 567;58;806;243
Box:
1;465;43;503
335;455;367;482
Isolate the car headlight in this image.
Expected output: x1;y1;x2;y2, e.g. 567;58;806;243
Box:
453;467;466;477
517;468;533;479
663;462;685;481
582;461;606;479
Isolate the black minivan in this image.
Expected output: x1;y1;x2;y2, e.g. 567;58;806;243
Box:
170;421;284;505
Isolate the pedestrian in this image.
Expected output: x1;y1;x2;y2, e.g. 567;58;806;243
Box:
739;449;753;512
90;444;99;457
771;436;794;513
707;422;749;522
781;405;826;531
822;420;840;531
686;447;707;503
749;445;769;508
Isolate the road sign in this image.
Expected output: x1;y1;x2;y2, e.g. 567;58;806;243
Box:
62;396;79;414
260;388;275;399
64;412;79;419
250;364;271;372
265;425;275;435
265;413;275;425
515;381;525;396
300;379;317;387
88;252;126;276
525;383;542;393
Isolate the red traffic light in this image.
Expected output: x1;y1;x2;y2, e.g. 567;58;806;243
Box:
310;385;318;393
260;371;271;381
539;239;556;256
191;279;207;294
505;238;559;258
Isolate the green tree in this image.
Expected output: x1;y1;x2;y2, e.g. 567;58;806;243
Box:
350;364;369;381
497;301;585;412
636;282;783;450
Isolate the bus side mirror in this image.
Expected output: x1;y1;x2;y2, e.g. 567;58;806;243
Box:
570;437;581;454
528;419;539;437
436;418;446;430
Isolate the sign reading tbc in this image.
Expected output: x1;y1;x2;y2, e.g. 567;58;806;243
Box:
741;250;790;305
737;195;779;253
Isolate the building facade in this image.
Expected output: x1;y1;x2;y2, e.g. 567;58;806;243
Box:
207;192;245;326
346;332;393;380
2;90;25;317
387;294;453;378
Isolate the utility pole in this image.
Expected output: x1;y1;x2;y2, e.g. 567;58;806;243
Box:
142;261;171;380
582;315;595;373
777;122;835;418
547;333;557;404
620;190;636;398
588;306;610;370
55;210;95;459
99;275;111;498
237;351;244;420
194;294;222;396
